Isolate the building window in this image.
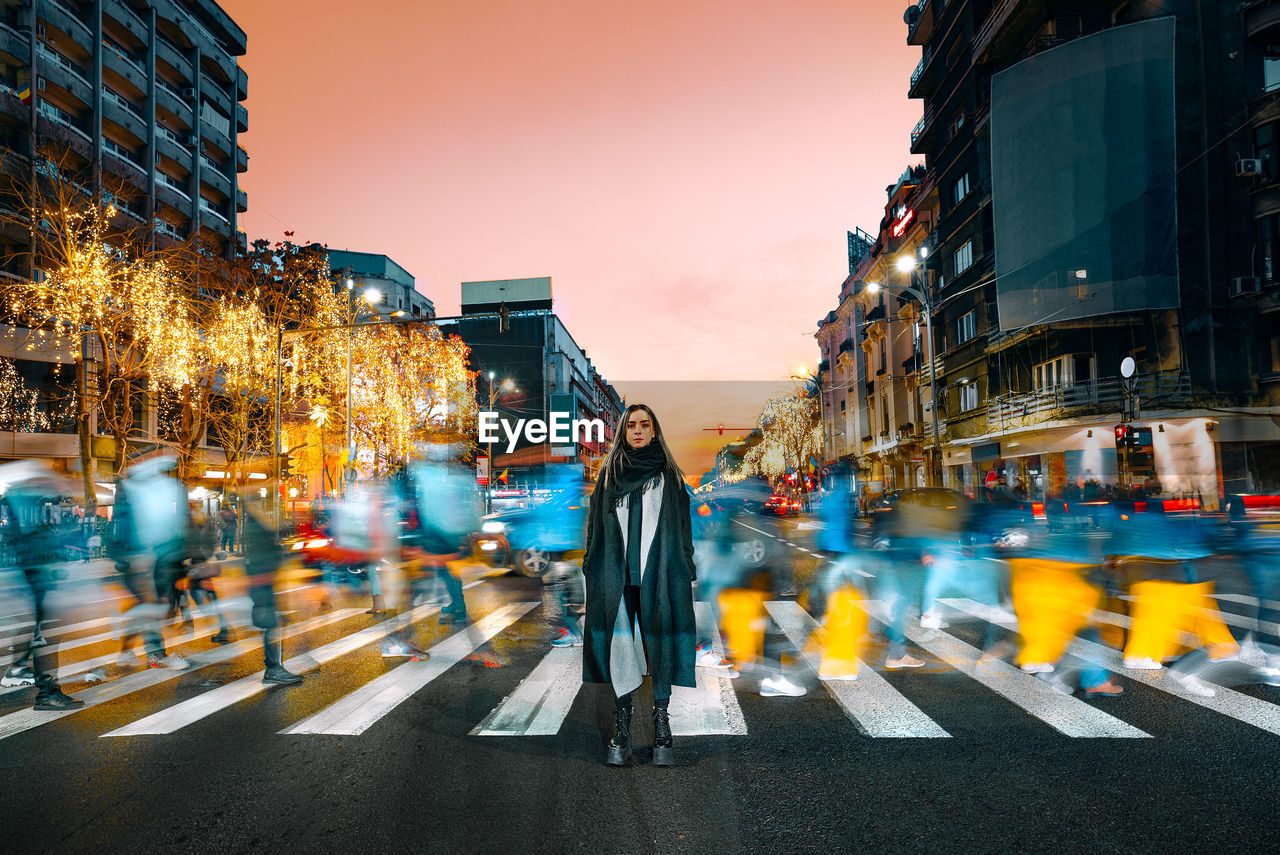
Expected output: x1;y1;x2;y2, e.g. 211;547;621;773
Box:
1266;45;1280;94
956;310;977;345
1272;336;1280;374
948;111;965;141
952;173;970;207
882;396;889;434
954;240;974;275
958;381;978;412
879;340;887;374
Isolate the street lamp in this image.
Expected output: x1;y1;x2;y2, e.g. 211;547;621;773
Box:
483;371;514;511
866;253;940;486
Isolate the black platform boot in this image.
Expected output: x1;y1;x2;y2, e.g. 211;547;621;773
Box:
606;698;633;766
652;703;673;767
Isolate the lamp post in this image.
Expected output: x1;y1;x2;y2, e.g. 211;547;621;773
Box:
484;371;514;512
343;280;384;493
866;251;939;486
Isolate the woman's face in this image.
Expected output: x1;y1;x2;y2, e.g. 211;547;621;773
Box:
625;409;655;449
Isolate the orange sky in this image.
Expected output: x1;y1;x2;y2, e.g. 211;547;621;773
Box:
219;0;920;475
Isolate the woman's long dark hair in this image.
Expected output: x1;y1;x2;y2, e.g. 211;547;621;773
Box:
598;403;684;493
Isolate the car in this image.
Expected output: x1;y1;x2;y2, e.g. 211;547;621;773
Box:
475;495;588;578
762;493;801;517
867;488;1035;553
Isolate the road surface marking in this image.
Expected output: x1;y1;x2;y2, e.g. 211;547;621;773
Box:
471;619;586;737
102;599;467;737
888;602;1148;739
280;602;537;736
766;600;949;738
943;598;1280;737
670;602;747;736
0;608;366;741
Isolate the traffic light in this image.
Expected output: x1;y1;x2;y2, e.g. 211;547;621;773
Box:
1114;424;1132;448
498;301;509;334
279;453;292;480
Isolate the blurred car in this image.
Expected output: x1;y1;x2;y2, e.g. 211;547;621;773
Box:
475;495;588;578
868;488;1035;553
762;493;801;517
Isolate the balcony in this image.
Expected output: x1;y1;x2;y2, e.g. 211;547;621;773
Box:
986;372;1193;427
156;170;190;201
910;106;935;154
41;2;92;47
865;304;886;323
156;36;193;82
235;144;247;173
906;0;934;47
235;101;246;134
102;94;143;139
200;165;230;197
972;0;1041;65
36;50;93;108
837;337;856;356
155;83;193;125
155;127;193;166
1246;0;1280;39
36;41;90;90
908;46;935;99
236;66;247;101
104;0;148;41
0;21;28;64
200;73;233;118
101;38;145;88
235;187;246;214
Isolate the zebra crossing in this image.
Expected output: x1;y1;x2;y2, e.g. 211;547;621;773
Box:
6;587;1280;744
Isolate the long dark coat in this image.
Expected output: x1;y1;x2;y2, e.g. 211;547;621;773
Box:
581;474;698;696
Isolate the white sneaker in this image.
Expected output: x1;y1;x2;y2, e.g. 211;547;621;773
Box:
695;644;735;670
83;668;107;683
1122;657;1164;670
760;675;807;697
819;671;859;682
381;641;427;660
920;613;947;630
1020;662;1055;674
1173;673;1216;698
148;654;190;671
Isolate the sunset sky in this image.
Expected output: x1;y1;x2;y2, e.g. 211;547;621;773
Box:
219;0;921;474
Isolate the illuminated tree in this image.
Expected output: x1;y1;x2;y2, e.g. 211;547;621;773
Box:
0;144;196;505
740;392;820;481
349;322;477;477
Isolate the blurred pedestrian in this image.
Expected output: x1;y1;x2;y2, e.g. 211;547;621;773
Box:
239;491;303;684
110;455;192;671
583;404;697;767
0;461;85;709
218;502;237;553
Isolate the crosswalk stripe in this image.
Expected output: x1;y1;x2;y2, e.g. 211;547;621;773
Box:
766;600;949;738
101;599;464;737
670;602;747;736
889;604;1149;739
0;608;366;741
942;598;1280;737
281;602;538;736
471;619;585;737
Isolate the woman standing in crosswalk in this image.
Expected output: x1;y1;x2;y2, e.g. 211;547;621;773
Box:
582;404;697;767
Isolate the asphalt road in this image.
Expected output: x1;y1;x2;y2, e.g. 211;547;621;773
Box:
3;525;1280;855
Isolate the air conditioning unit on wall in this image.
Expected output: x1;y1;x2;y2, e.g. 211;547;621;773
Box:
1237;158;1264;178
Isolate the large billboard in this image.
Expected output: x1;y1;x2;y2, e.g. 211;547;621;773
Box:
991;18;1179;330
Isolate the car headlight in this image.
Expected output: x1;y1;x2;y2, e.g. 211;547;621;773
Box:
481;521;506;534
305;538;331;549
